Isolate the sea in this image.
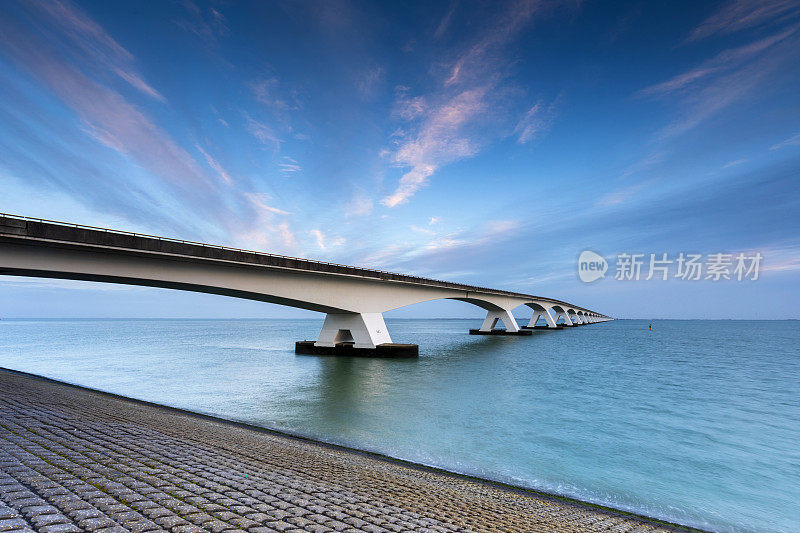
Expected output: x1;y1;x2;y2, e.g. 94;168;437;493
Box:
0;318;797;532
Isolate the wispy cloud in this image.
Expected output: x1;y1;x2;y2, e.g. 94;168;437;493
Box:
195;144;232;184
356;66;383;98
360;219;519;272
251;77;298;112
245;192;291;216
514;100;557;144
595;183;647;207
641;25;799;97
249;75;303;144
176;0;229;47
770;132;800;150
382;0;561;208
434;2;458;40
641;25;800;140
687;0;800;42
410;225;436;236
245;113;282;150
310;229;345;250
383;86;487;207
234;193;296;252
723;158;748;168
345;192;374;217
0;21;219;205
443;0;543;87
618;151;665;180
279;156;301;174
26;0;165;102
759;243;800;272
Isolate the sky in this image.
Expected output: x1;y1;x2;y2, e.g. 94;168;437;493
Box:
0;0;799;320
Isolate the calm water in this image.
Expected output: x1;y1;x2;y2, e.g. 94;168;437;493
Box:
0;319;798;532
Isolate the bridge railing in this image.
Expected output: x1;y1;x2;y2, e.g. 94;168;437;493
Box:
0;213;604;315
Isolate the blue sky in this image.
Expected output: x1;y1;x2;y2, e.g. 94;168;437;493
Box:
1;0;799;319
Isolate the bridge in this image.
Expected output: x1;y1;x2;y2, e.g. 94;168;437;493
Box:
0;214;612;356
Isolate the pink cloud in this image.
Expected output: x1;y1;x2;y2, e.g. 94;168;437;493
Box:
641;26;798;97
28;0;165;101
382;0;562;207
245;114;282;151
196;144;233;184
687;0;800;42
383;87;486;207
639;26;800;140
0;3;248;231
514;100;557;144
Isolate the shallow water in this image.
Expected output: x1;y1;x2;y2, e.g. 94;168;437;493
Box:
0;318;797;532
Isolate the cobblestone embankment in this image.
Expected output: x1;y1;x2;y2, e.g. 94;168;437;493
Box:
0;369;695;533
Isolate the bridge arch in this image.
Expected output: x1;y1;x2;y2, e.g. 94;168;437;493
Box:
548;305;571;325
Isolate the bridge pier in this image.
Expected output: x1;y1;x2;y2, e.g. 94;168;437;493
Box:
469;309;532;335
296;312;418;357
315;312;391;348
522;307;560;329
550;306;575;326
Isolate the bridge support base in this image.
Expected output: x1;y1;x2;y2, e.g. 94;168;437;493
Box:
296;341;418;358
469;329;532;335
302;311;417;357
521;324;563;330
314;312;392;349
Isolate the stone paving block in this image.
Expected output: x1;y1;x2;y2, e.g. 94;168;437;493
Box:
18;507;58;519
172;525;208;533
37;524;81;533
76;516;117;531
0;518;31;531
264;522;294;532
152;515;189;529
231;517;261;530
27;516;67;529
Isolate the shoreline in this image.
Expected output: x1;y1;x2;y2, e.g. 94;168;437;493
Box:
0;366;708;532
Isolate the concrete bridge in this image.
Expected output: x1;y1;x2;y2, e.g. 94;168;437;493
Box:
0;214;612;356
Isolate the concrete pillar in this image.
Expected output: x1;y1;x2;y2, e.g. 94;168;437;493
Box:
527;303;559;328
542;308;558;327
479;309;520;332
315;312;392;349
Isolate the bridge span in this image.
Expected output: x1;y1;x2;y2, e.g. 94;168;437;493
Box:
0;214;611;356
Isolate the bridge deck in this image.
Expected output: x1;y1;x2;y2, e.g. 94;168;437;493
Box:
0;214;606;315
